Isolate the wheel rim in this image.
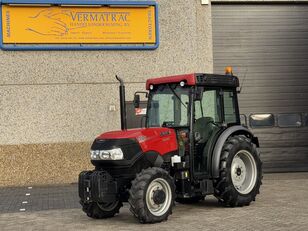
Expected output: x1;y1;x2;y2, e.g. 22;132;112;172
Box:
97;201;119;211
146;178;172;216
231;150;257;194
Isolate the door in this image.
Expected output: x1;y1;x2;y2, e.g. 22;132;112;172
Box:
194;89;222;174
212;3;308;172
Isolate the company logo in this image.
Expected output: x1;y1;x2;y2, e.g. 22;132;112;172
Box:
23;9;131;37
70;12;130;22
160;131;170;137
136;135;147;142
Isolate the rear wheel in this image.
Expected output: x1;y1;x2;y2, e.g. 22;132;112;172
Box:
81;200;122;219
128;167;175;223
214;135;262;207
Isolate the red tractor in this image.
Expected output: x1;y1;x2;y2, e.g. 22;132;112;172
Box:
78;70;262;223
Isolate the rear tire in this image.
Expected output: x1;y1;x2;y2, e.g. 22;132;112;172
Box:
81;200;122;219
214;135;262;207
128;167;175;223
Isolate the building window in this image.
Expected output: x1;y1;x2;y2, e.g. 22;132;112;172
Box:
249;113;275;128
304;113;308;126
240;114;247;126
277;113;302;128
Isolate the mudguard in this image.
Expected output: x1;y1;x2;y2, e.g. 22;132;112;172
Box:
211;125;259;178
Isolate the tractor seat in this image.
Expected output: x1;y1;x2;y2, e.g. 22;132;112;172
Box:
194;117;215;144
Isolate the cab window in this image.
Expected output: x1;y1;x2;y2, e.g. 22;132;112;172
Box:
223;90;238;124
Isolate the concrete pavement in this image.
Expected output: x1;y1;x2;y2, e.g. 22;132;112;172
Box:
0;173;307;231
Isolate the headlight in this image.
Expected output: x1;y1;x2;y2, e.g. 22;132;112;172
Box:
108;148;124;160
90;148;124;160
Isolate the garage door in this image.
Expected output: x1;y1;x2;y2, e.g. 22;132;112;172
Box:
212;3;308;172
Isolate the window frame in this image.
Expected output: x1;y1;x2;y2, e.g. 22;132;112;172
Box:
194;87;223;124
277;113;302;128
222;88;240;126
146;84;190;128
249;113;275;128
304;113;308;127
196;87;240;126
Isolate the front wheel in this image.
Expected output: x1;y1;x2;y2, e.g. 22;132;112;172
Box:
128;167;175;223
214;135;262;207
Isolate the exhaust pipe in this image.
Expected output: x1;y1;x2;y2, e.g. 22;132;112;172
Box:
115;75;127;130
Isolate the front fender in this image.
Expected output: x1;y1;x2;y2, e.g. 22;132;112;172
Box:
143;151;165;167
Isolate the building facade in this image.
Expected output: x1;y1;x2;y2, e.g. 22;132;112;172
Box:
0;0;213;186
0;0;307;186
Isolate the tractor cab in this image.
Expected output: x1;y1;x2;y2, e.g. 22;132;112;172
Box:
134;71;240;177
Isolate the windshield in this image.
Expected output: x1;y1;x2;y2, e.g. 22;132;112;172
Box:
147;84;190;127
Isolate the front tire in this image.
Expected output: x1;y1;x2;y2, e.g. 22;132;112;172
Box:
214;135;262;207
81;200;122;219
128;167;175;223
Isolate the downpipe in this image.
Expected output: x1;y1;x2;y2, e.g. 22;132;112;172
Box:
116;75;127;130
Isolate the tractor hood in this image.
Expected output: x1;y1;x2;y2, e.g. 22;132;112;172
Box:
96;127;178;156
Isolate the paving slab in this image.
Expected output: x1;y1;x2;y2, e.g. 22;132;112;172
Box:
0;173;308;231
0;184;79;213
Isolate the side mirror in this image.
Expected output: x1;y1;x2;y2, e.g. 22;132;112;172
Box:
133;94;140;108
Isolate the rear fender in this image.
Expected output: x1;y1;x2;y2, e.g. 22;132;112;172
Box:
211;125;259;178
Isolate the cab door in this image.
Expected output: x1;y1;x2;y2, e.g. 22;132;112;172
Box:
193;88;223;174
193;87;240;175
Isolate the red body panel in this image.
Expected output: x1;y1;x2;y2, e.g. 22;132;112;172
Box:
146;73;196;90
98;128;178;155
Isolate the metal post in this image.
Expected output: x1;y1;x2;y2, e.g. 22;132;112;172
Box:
116;75;127;130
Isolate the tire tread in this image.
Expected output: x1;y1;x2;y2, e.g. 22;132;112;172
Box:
214;135;263;207
128;167;175;223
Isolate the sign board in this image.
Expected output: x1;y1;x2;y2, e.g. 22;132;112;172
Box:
135;108;147;115
0;0;159;50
